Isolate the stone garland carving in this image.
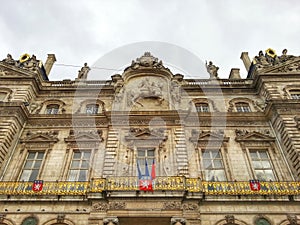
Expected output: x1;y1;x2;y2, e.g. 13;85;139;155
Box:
129;127;165;137
182;203;199;211
109;202;126;209
92;202;109;212
24;130;59;139
163;201;181;210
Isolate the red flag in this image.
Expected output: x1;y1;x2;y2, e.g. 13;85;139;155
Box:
151;159;156;180
249;180;260;191
139;179;153;191
32;180;43;192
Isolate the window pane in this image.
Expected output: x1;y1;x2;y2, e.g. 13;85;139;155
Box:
73;152;81;159
78;170;87;181
83;152;91;160
81;160;89;168
203;159;212;169
68;170;78;181
213;159;223;168
27;152;36;159
259;151;268;159
24;161;33;169
264;170;275;181
262;161;271;169
28;170;39;181
20;170;31;181
250;151;258;159
214;170;226;181
147;150;155;157
71;160;80;168
37;152;44;159
33;160;42;168
252;161;263;169
138;151;145;157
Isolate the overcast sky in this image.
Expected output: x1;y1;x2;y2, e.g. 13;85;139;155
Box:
0;0;299;80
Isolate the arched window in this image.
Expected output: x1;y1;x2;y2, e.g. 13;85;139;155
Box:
86;104;99;114
289;90;300;99
235;102;251;112
255;218;271;225
195;103;209;112
21;217;38;225
46;104;59;114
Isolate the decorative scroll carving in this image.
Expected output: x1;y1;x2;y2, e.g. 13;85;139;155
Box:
103;217;119;225
109;202;126;209
287;214;298;225
92;202;109;212
225;215;235;225
163;201;181;210
182;203;199;211
171;217;186;225
1;53;42;72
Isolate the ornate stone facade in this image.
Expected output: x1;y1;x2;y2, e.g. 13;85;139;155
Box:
0;50;299;224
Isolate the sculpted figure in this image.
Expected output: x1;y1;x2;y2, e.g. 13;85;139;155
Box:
78;63;90;79
206;61;219;79
3;54;16;65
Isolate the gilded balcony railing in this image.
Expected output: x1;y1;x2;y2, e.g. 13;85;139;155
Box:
0;178;299;196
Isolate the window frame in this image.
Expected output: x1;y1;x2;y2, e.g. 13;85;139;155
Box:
235;102;251;112
46;104;60;114
195;103;210;113
85;104;99;115
137;147;155;176
200;149;227;181
67;149;92;182
248;149;277;181
19;151;46;181
289;90;300;99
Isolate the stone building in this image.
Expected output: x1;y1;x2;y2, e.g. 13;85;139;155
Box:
0;49;299;225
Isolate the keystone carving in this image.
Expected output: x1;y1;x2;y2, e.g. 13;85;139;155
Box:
103;217;119;225
92;202;109;212
171;217;186;225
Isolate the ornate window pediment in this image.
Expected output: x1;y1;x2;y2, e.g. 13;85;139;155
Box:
235;130;275;142
228;97;261;112
20;131;59;148
125;128;167;141
64;129;103;149
75;99;105;114
190;130;229;147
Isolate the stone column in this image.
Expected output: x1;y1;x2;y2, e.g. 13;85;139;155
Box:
103;217;119;225
171;217;186;225
44;54;56;76
240;52;251;72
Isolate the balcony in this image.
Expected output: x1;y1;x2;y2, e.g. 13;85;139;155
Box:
0;177;299;196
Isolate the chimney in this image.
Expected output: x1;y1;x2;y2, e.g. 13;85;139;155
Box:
44;54;56;76
229;68;241;79
240;52;251;72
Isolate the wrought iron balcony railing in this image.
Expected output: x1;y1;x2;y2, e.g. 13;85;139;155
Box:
0;177;299;196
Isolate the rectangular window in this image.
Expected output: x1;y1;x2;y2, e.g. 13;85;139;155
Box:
86;104;99;114
291;93;300;99
46;104;59;114
137;148;155;176
250;150;276;181
202;150;226;181
67;151;91;181
20;152;44;181
195;103;209;112
236;103;251;112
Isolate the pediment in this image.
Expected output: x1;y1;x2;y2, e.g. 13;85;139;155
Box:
21;134;58;143
235;131;274;142
257;57;300;74
190;131;229;143
125;128;167;141
0;63;36;77
64;130;103;142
